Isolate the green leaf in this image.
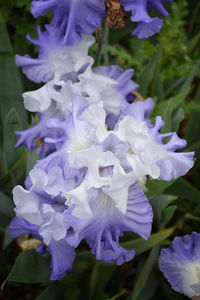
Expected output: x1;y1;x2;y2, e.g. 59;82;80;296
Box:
160;205;177;227
137;47;162;97
187;33;200;55
186;94;200;145
184;213;200;222
132;246;159;300
172;108;185;131
0;21;27;128
3;226;13;249
0;150;28;188
122;227;175;255
89;264;100;300
3;108;23;171
64;285;80;300
5;250;51;284
166;178;200;204
154;71;164;102
26;149;40;176
36;286;58;300
0;191;14;231
89;264;116;300
0;21;12;53
36;284;69;300
137;271;157;300
179;59;200;93
109;20;134;45
184;102;200;113
146;179;176;199
161;282;185;300
150;195;177;222
152;90;188;132
2;108;26;187
165;77;185;98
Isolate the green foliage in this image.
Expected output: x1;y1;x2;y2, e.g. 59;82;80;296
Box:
4;250;51;285
131;246;160;300
122;228;175;254
0;1;199;299
0;191;14;231
0;21;27;196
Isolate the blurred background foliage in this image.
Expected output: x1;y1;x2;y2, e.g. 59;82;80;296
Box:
0;0;200;299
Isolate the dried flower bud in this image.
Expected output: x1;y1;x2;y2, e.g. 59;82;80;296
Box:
18;235;42;251
35;138;43;147
105;0;127;29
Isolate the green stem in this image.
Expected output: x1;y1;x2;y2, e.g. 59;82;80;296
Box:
103;25;109;65
107;289;127;300
95;22;103;67
95;20;110;67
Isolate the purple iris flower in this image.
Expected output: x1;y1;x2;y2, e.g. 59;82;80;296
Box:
31;0;105;45
159;232;200;298
30;0;173;45
121;0;173;38
16;26;95;83
10;217;75;280
15;63;141;156
93;65;139;128
67;183;152;265
15;104;64;158
10;165;78;280
10;162;153;278
124;98;195;181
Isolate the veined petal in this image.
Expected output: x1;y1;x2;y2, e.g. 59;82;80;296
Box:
132;18;163;38
9;217;75;281
16;25;95;83
121;0;173;38
159;232;200;298
66;183;152;265
31;0;105;46
48;239;75;280
15;105;64;158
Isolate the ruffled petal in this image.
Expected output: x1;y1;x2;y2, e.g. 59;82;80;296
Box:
15;54;53;83
10;217;75;281
132;18;163;39
149;120;195;180
15;105;63;157
48;239;75;280
31;0;105;45
158;151;194;181
10;217;40;239
13;186;42;226
159;232;200;298
67;183;152;265
121;0;173;38
16;25;95;83
93;65;139;128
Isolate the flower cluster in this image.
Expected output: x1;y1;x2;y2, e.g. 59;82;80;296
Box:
10;0;194;281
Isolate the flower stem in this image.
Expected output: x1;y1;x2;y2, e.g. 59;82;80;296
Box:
95;20;110;67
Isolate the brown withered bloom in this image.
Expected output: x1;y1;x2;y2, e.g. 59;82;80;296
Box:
105;0;127;29
35;138;43;148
